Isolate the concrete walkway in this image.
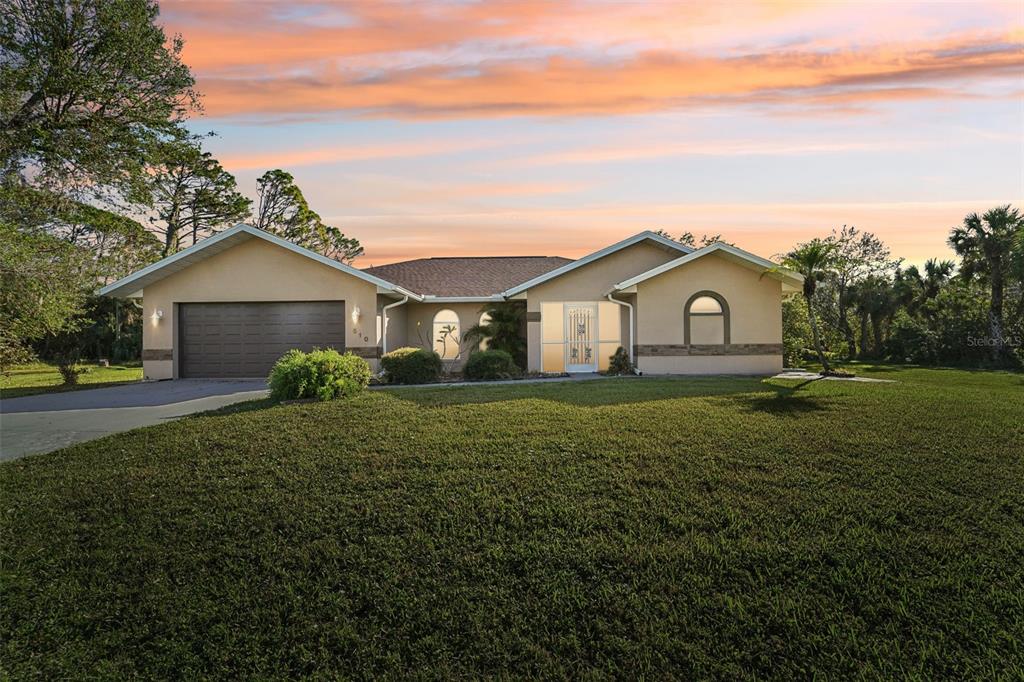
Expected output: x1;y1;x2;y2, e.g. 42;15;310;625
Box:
371;373;614;389
1;380;268;461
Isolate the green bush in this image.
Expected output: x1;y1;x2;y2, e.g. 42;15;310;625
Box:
606;346;634;375
268;348;371;401
886;310;939;364
782;296;813;367
380;347;442;384
463;349;519;381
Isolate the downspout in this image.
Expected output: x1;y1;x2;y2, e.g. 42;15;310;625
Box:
381;295;409;356
606;292;640;375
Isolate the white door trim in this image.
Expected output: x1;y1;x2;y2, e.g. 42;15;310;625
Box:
564;303;598;372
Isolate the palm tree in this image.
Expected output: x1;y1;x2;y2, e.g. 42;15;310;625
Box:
948;205;1022;362
859;274;898;356
463;301;527;368
895;259;955;316
780;239;837;372
921;259;955;300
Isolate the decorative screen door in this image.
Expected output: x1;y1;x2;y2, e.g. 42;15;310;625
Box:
564;304;598;372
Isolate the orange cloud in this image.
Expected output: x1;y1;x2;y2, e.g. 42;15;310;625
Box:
219;138;509;170
162;0;816;72
159;1;1022;120
193;34;1022;119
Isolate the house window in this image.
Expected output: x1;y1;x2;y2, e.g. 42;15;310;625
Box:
432;309;461;359
478;312;492;350
685;291;730;345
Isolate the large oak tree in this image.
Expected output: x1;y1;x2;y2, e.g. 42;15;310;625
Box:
1;0;197;194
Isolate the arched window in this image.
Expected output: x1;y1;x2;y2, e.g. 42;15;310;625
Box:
477;312;492;350
432;309;461;359
685;291;729;345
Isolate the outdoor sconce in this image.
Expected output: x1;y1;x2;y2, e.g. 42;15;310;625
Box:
151;309;164;324
351;306;362;324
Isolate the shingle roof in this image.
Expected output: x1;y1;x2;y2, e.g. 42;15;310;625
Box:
362;256;573;297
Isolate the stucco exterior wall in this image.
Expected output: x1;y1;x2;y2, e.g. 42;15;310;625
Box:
380;298;407;355
634;253;784;375
637;355;781;374
141;237;380;379
524;241;680;371
401;301;490;368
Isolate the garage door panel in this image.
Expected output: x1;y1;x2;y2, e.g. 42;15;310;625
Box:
179;301;345;378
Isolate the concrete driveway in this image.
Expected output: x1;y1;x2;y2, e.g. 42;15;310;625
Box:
1;379;268;462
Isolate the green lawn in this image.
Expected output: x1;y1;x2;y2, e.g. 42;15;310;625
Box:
0;362;142;399
1;366;1022;678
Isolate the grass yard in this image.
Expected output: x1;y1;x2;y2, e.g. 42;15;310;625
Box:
1;366;1022;678
0;362;142;399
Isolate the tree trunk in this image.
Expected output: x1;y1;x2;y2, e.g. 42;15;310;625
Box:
989;261;1005;362
858;312;870;359
838;286;856;359
870;312;884;357
806;295;830;372
162;210;181;257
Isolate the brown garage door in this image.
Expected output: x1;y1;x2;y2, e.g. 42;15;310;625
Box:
179;301;345;378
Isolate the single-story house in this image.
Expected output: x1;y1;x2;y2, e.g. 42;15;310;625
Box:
99;224;802;380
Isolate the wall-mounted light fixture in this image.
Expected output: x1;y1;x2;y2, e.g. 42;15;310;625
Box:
351;306;362;324
151;308;164;325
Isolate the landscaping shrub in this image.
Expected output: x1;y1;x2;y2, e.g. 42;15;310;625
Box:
464;349;519;381
606;346;634;375
462;301;527;369
380;347;442;384
268;348;370;401
886;310;939;364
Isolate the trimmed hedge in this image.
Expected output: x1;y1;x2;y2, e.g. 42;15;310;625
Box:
464;349;520;381
268;348;371;401
381;347;442;384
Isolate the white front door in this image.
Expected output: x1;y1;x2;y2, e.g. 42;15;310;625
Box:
564;304;598;372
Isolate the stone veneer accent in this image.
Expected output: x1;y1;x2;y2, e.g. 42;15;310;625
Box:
525;311;541;322
349;346;381;359
141;348;173;361
636;343;782;357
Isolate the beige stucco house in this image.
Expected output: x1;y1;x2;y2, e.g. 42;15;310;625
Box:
99;224;802;380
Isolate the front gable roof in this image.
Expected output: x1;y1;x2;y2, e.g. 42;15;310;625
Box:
98;224;420;299
500;231;693;297
99;226;797;301
611;242;804;293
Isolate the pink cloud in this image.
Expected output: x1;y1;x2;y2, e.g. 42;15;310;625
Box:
191;34;1022;120
156;1;1022;120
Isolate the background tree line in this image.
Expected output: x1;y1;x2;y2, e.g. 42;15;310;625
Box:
1;0;361;374
775;207;1023;371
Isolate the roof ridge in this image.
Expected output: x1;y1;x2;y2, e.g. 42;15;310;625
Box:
425;255;566;260
363;255;570;269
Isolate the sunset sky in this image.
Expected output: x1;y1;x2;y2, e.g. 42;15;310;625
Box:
162;0;1024;267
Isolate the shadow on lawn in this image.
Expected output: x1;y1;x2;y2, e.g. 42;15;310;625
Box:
187;397;277;419
190;377;840;416
380;376;836;411
723;379;833;415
